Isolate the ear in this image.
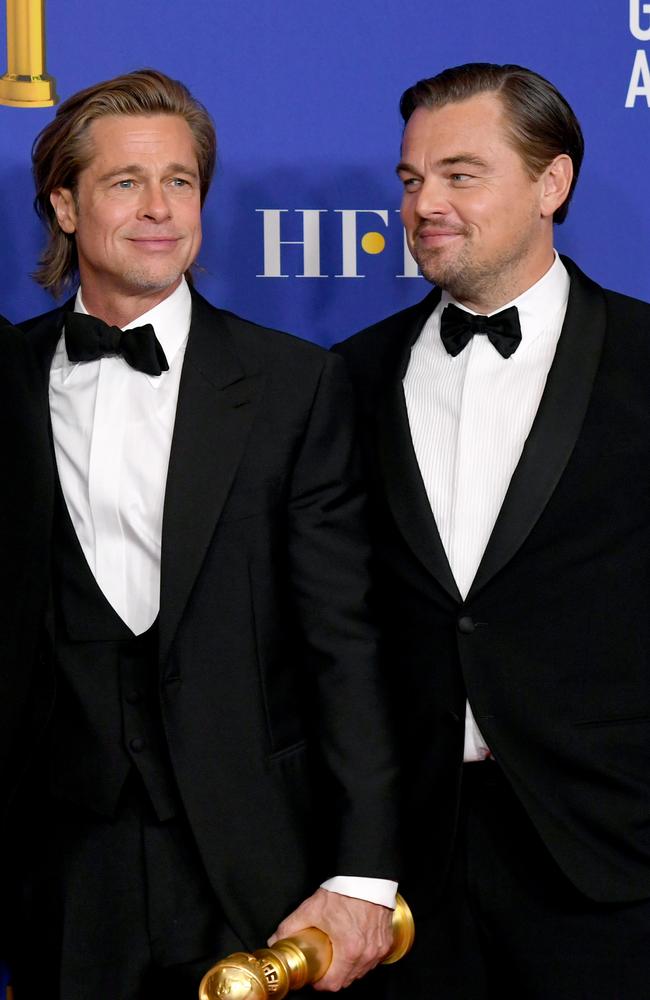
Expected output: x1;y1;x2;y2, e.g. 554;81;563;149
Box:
50;188;78;234
539;154;573;219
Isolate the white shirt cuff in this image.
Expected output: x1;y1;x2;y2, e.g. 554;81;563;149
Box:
320;876;398;909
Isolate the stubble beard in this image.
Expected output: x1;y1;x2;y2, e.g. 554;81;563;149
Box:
411;217;540;310
120;261;187;296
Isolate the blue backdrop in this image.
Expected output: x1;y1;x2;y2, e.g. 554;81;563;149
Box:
1;0;649;990
0;0;649;346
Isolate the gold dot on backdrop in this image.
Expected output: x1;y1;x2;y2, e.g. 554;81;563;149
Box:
361;232;386;254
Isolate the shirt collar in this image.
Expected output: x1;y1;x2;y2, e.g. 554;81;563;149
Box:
54;278;193;386
438;251;570;347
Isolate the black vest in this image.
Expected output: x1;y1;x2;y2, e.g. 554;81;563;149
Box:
50;487;178;820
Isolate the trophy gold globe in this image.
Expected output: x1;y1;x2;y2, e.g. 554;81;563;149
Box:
198;893;414;1000
0;0;58;107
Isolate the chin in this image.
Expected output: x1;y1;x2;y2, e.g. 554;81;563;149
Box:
417;257;460;291
121;266;185;295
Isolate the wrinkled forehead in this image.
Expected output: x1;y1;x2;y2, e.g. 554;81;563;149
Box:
399;93;515;165
75;113;200;181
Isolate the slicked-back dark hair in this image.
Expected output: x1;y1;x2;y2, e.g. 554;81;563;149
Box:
400;63;584;224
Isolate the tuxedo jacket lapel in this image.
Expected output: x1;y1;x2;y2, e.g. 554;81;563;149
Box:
24;302;70;384
159;291;263;667
468;258;607;599
376;288;462;603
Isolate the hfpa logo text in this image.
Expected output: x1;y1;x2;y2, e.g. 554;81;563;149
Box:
256;209;421;279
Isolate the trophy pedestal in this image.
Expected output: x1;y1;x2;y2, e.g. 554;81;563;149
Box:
0;73;57;107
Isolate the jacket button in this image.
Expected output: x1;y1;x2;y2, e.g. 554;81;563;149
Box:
125;690;142;705
457;616;475;634
129;737;147;753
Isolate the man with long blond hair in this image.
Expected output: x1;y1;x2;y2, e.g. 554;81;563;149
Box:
14;69;399;1000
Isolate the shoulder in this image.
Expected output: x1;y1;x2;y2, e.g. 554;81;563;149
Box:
563;255;650;336
0;317;25;354
601;285;650;333
189;288;339;378
191;289;327;361
336;296;430;360
333;291;438;395
562;256;650;368
18;304;66;334
600;287;650;376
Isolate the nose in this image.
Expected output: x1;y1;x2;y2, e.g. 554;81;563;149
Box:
137;184;172;223
411;177;450;219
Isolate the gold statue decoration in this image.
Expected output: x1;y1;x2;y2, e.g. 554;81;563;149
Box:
199;893;415;1000
0;0;58;107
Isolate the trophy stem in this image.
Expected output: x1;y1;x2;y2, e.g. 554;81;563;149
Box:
0;0;58;107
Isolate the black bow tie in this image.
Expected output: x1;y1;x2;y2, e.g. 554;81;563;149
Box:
64;312;169;377
440;302;522;359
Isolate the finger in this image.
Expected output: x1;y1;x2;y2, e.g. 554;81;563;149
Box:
267;913;305;946
313;934;382;991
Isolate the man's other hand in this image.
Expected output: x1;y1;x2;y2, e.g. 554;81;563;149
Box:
268;887;392;991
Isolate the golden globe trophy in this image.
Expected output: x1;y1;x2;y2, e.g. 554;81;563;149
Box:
199;893;415;1000
0;0;58;107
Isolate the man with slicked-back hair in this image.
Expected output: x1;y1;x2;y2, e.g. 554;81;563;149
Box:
335;62;650;998
15;70;399;1000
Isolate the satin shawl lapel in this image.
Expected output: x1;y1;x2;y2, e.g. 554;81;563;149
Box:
467;258;607;600
159;292;263;667
376;288;462;603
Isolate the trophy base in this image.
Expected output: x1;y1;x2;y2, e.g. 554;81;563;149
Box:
0;73;58;107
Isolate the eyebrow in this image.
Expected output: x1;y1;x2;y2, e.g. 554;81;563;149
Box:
97;162;200;183
438;154;489;169
396;154;489;175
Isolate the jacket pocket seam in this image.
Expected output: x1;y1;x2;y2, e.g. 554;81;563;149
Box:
573;716;650;729
268;740;307;763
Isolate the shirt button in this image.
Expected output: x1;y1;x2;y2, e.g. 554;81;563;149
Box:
125;690;142;705
457;616;475;634
129;737;147;753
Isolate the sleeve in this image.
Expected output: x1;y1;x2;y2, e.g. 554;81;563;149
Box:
286;351;400;881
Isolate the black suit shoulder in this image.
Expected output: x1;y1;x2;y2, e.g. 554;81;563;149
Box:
19;305;63;332
334;294;433;378
332;290;440;416
192;289;324;356
189;289;347;396
600;285;650;355
216;307;329;364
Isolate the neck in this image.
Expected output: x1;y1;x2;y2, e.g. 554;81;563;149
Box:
78;277;183;328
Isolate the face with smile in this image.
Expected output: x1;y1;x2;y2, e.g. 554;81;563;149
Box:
397;93;571;313
50;113;203;324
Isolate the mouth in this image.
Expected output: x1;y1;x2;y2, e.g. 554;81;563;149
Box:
415;228;464;248
126;237;183;252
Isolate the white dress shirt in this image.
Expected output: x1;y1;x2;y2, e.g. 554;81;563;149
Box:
50;279;192;636
403;253;570;760
50;279;397;909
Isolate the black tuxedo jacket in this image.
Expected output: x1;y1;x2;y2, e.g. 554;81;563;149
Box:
334;257;650;908
0;318;53;819
22;290;399;945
